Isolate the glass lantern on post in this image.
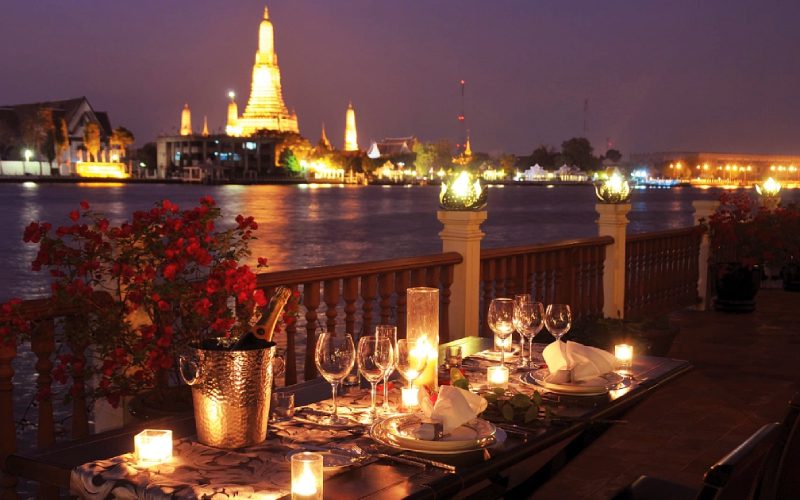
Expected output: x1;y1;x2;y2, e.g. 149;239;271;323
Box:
406;287;439;390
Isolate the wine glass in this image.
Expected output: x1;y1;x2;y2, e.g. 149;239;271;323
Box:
357;335;393;423
488;298;515;366
513;295;545;368
545;304;572;342
395;338;428;389
314;331;355;425
375;325;397;413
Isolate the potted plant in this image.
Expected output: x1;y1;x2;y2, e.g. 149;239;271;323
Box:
706;191;800;310
20;197;298;416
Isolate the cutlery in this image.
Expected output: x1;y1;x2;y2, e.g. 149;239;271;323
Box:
397;454;457;472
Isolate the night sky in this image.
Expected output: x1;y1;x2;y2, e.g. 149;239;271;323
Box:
2;0;799;157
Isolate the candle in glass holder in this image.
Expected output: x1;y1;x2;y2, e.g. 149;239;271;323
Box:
487;365;509;390
401;387;420;409
615;344;634;372
407;287;439;390
134;429;172;466
291;452;323;500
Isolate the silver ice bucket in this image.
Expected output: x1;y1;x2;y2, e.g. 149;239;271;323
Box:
179;342;276;449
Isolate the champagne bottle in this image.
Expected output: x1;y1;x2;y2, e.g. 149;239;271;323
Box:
231;286;292;350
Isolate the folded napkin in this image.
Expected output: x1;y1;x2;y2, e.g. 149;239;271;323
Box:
542;341;616;384
419;385;488;434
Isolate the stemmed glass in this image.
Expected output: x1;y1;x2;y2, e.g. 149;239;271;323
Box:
314;332;356;425
375;325;397;414
357;335;393;423
545;304;573;342
513;294;545;368
488;298;515;366
395;339;428;390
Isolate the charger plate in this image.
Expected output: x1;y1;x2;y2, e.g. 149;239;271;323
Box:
370;414;496;454
520;368;628;395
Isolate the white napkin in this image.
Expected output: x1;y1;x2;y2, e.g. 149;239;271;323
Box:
542;341;616;383
419;385;488;433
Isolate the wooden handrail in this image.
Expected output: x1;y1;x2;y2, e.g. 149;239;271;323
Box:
627;226;703;243
481;236;614;259
256;253;462;287
0;291;113;323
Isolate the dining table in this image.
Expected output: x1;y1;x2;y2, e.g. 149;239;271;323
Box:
4;337;691;499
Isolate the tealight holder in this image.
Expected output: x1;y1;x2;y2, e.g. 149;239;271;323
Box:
291;451;323;499
401;386;420;410
487;365;509;390
615;344;634;375
134;429;173;466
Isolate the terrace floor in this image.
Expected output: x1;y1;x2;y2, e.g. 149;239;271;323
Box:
532;288;800;499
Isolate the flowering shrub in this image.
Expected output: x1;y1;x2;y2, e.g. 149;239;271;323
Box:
707;191;800;270
17;197;297;407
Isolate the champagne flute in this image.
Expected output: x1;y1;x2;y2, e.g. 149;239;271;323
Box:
514;295;545;368
375;325;397;413
395;338;428;389
314;331;355;425
488;298;515;366
357;335;393;423
545;304;573;342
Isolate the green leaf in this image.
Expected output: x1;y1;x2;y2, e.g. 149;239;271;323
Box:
501;402;515;421
524;406;538;423
450;367;466;382
483;393;497;404
493;387;506;397
531;392;543;406
453;378;470;390
510;393;532;409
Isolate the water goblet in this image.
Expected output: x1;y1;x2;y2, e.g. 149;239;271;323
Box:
488;298;515;366
357;335;393;423
545;304;573;342
314;331;355;425
514;294;545;369
375;324;397;413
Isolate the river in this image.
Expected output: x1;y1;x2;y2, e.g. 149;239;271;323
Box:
2;182;797;301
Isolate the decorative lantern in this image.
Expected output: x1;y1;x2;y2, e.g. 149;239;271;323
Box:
406;287;439;390
439;171;487;210
595;172;631;204
756;177;781;210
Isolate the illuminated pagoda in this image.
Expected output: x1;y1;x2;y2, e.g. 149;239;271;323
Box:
231;6;299;136
344;102;358;151
180;103;192;136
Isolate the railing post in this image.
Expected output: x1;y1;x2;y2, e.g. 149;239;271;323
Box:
437;210;487;338
596;203;631;319
692;199;720;311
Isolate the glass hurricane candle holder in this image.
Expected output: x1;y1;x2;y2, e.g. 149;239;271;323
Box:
134;429;173;466
291;452;323;500
407;287;439;390
615;344;634;374
487;365;509;390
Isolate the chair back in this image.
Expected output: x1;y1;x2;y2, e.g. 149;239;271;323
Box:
757;393;800;500
697;423;781;500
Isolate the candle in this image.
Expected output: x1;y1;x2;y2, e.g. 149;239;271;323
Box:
134;429;172;466
407;287;439;390
401;387;420;409
291;452;323;500
615;344;634;372
487;365;509;390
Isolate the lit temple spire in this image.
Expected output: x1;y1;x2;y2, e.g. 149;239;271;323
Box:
344;102;358;151
464;132;472;157
202;116;209;136
180;103;192;136
226;91;241;136
320;123;332;149
236;5;299;135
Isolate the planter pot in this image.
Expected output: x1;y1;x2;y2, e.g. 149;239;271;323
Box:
179;340;277;449
782;263;800;292
714;263;761;313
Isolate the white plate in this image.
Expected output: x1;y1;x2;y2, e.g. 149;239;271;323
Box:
370;415;497;454
471;345;521;362
520;368;627;395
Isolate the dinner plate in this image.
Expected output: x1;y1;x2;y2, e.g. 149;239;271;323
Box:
471;345;521;362
520;368;628;395
370;414;497;454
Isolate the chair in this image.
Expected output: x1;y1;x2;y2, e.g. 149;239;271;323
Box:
756;393;800;500
613;422;781;500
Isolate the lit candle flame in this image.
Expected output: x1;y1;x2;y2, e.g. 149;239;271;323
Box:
293;462;317;496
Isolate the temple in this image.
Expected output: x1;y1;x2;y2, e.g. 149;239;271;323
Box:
230;7;299;136
344;102;358;151
180;103;192;136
